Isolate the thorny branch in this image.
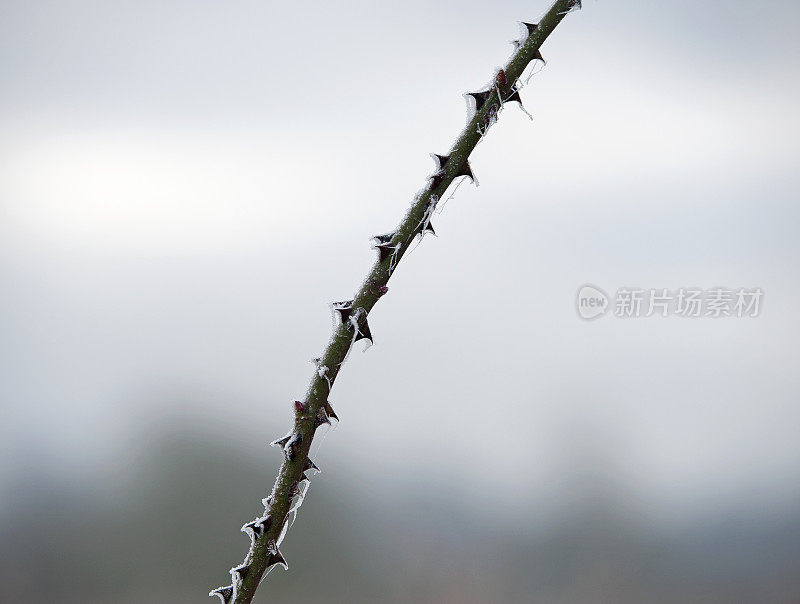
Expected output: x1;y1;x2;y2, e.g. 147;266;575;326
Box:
210;1;581;602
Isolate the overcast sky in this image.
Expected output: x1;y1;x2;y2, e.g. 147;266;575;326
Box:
1;0;799;528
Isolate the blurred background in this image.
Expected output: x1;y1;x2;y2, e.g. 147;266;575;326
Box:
1;1;799;602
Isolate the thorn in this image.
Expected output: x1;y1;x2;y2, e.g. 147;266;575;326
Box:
349;307;373;343
283;432;303;461
303;458;321;473
232;564;250;582
324;400;339;422
331;300;354;323
242;515;273;539
424;222;436;236
506;89;523;105
523;22;538;35
431;153;449;170
378;285;389;295
314;406;332;429
262;495;273;508
532;48;546;64
267;550;288;570
371;232;395;245
270;434;291;448
209;586;234;603
467;90;492;112
298;472;310;483
455;161;475;182
294;400;306;414
355;321;372;343
374;242;398;263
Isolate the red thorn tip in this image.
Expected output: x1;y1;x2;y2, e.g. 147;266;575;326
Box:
379;286;389;295
294;401;306;412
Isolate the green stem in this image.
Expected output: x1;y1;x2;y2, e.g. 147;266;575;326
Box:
211;2;579;602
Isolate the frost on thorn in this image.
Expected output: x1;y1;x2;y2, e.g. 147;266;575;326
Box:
267;550;288;570
283;432;303;461
331;300;354;323
303;458;321;473
374;241;400;263
523;22;539;35
349;307;373;343
416;194;438;238
371;232;395;245
270;434;291;449
324;400;339;422
503;89;534;120
467;90;492;112
231;563;250;581
372;233;401;264
431;153;450;171
242;515;273;539
505;89;523;105
314;405;332;429
209;585;234;603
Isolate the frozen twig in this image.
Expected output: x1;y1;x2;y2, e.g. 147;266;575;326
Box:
210;2;580;602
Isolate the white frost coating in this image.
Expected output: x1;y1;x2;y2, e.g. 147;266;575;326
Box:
209;587;234;603
517;21;532;47
436;176;466;214
348;308;373;352
512;85;534;120
288;481;311;527
317;364;332;390
379;242;401;273
559;0;582;15
429;153;445;172
308;421;333;463
463;91;481;123
329;300;352;328
335;315;360;367
240;518;258;538
283;432;302;456
230;564;249;588
523;58;545;85
419;194;438;234
371;231;395;245
276;515;289;546
269;433;291;449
